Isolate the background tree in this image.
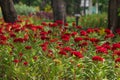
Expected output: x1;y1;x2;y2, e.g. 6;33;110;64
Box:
51;0;66;22
108;0;120;32
0;0;17;23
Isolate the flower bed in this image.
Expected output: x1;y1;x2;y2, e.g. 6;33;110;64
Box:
0;16;120;80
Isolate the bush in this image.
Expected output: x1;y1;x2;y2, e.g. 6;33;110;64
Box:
15;4;37;15
79;13;108;28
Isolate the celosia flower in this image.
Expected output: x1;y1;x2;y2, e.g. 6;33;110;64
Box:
62;46;72;52
13;38;25;43
59;50;67;55
25;46;32;50
90;38;99;43
92;56;104;62
115;58;120;63
55;20;63;25
113;50;120;56
86;28;95;33
96;46;108;54
80;30;87;36
105;29;112;34
105;33;114;39
112;43;120;50
71;32;77;37
23;61;28;66
61;33;71;42
74;37;83;42
10;32;16;38
13;59;19;64
41;22;47;26
71;51;83;58
116;28;120;35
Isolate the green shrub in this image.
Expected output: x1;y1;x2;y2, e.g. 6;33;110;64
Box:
79;13;108;28
14;4;37;15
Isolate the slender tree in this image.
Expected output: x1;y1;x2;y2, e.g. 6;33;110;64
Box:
108;0;120;32
51;0;66;22
0;0;17;23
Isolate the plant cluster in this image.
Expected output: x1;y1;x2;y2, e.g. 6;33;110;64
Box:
0;16;120;80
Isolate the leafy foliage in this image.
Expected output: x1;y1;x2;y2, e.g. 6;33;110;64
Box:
14;4;37;15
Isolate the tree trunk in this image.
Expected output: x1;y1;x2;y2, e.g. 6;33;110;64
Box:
108;0;120;32
51;0;66;22
0;0;17;23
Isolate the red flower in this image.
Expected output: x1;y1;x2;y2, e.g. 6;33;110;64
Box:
80;30;87;36
61;34;71;42
23;61;28;66
13;59;19;64
74;37;83;42
33;56;38;61
14;38;24;43
0;35;7;41
101;42;111;50
86;28;95;33
96;46;108;54
25;46;32;50
59;50;67;55
92;56;104;62
112;43;120;50
49;22;58;27
41;22;47;26
19;52;23;57
71;32;77;37
116;28;120;35
105;29;112;34
55;20;63;25
90;38;99;43
105;33;114;39
71;51;83;58
24;34;29;41
62;46;72;52
115;58;120;63
10;32;16;38
113;50;120;56
78;42;88;47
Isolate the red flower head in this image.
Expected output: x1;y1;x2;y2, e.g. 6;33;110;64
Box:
112;43;120;50
113;50;120;56
59;50;67;55
25;46;32;50
105;33;114;39
74;37;83;42
71;51;83;58
105;29;112;34
92;56;104;62
41;22;47;26
49;22;58;27
14;38;25;43
101;42;111;50
62;46;72;52
96;46;108;54
61;33;71;42
115;58;120;63
10;32;16;38
80;30;87;36
116;28;120;35
0;35;7;41
13;59;19;64
90;38;99;43
86;28;95;33
71;31;78;37
55;20;63;25
23;61;28;66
